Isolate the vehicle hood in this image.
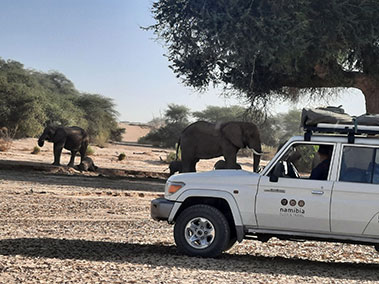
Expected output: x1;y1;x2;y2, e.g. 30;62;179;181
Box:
168;169;260;187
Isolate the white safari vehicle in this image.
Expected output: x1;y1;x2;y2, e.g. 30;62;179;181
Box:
151;123;379;257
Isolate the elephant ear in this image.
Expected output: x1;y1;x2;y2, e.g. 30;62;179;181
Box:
52;127;66;143
221;122;244;148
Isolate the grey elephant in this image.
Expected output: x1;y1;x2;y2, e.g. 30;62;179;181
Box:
169;160;182;176
214;159;241;170
38;126;89;167
178;121;262;173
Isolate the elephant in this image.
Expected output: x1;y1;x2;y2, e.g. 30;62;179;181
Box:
76;156;98;172
169;160;182;176
38;126;89;167
214;159;241;170
177;121;262;173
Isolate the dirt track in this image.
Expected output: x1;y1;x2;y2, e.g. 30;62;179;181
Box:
1;169;379;283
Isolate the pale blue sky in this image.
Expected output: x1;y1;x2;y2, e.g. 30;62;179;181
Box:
0;0;366;122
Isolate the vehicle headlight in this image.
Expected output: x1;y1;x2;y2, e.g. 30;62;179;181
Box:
166;181;185;195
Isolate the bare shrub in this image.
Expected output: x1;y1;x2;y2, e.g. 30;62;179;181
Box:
86;146;95;156
0;127;12;152
31;146;41;154
118;153;126;161
165;152;176;163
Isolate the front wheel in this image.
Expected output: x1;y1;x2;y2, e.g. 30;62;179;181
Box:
174;204;230;258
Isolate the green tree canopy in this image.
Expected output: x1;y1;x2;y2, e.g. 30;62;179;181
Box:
150;0;379;113
165;104;191;124
192;105;247;122
76;94;121;145
139;104;191;148
0;58;122;142
276;109;303;144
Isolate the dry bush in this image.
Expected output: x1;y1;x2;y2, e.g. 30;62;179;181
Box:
0;127;12;152
165;152;177;163
118;153;126;161
31;146;40;154
261;144;276;161
237;148;252;157
86;146;95;156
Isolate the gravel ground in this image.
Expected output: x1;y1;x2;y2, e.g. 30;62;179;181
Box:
1;170;379;283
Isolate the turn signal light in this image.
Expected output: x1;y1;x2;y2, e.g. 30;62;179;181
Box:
168;183;184;194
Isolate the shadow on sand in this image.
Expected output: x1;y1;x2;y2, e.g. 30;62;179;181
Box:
0;238;378;280
0;160;165;192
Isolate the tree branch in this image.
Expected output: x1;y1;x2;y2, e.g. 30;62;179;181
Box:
278;64;361;89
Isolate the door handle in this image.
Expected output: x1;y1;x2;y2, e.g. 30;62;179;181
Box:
312;190;324;195
264;189;286;193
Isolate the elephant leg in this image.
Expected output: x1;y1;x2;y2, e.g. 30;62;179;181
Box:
79;147;86;164
53;143;64;166
224;152;238;169
181;161;192;173
68;151;77;167
190;162;196;172
181;151;193;173
181;159;197;172
79;140;89;164
189;159;199;172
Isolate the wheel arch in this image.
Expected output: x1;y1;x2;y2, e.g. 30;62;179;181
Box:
168;189;244;242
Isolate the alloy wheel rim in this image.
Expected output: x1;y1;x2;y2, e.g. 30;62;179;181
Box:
184;217;215;249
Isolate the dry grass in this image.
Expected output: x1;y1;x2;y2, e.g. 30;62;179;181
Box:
0;127;12;152
0;139;11;152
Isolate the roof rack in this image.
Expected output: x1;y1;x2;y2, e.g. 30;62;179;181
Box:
303;122;379;144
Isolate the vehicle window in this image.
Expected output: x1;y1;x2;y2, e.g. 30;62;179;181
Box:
339;147;376;183
270;144;333;180
373;153;379;184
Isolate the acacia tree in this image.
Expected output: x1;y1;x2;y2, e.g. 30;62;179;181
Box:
192;105;247;122
150;0;379;113
164;103;191;124
0;58;121;140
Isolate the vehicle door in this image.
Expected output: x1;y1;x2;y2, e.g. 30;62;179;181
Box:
331;145;379;237
256;142;335;233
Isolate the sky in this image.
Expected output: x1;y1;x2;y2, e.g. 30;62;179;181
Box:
0;0;367;123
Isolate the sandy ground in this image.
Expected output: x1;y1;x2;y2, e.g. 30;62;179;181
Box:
1;170;379;283
119;123;153;143
0;137;257;174
1;130;379;283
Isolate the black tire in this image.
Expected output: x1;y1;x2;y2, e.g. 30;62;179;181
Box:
174;204;230;258
224;236;237;252
375;244;379;252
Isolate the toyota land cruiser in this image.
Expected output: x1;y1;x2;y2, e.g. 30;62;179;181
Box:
151;123;379;257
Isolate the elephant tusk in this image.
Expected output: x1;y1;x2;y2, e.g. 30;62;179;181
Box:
251;148;263;156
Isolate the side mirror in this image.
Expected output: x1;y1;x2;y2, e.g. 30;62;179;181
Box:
269;175;279;182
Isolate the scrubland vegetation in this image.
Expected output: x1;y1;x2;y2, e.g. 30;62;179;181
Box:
0;59;124;145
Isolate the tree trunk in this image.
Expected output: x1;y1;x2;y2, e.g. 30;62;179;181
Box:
354;76;379;114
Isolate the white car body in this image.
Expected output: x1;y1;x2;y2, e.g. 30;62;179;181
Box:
151;131;379;256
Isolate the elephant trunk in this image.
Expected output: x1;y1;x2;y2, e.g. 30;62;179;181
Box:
38;135;46;147
253;153;261;172
38;139;44;147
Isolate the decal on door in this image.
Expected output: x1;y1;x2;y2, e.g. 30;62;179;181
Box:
280;198;305;216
